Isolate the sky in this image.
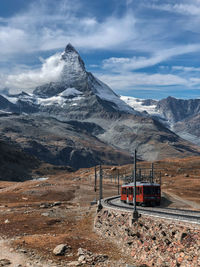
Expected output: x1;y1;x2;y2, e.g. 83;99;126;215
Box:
1;0;200;99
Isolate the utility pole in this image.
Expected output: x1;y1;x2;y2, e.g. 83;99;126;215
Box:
132;149;139;222
117;169;120;195
151;163;154;183
97;165;103;212
160;171;162;185
94;166;97;192
139;168;141;181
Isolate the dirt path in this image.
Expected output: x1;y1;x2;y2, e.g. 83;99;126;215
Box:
0;238;58;267
0;238;28;267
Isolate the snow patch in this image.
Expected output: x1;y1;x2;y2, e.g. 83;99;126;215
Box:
59;88;82;97
120;96;160;115
3;95;18;104
90;75;138;114
33;177;48;181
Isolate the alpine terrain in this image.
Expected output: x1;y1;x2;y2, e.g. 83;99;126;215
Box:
1;44;200;172
121;96;200;146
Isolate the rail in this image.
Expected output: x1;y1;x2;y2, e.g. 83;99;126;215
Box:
102;196;200;225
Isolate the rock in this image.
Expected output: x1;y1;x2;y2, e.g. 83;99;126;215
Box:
0;259;11;266
95;254;108;263
52;201;62;207
77;247;85;256
53;244;69;256
180;232;188;241
41;212;49;217
184;174;189;177
40;203;51;209
4;219;9;224
78;255;85;263
67;261;79;266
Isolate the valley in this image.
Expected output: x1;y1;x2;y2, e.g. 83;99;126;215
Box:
0;157;200;266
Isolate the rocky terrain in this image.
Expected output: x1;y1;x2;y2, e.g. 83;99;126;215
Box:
1;44;200;169
0;157;200;266
0;138;39;181
0;113;132;172
122;95;200;147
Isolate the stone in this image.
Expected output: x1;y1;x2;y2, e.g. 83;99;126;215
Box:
67;261;79;266
77;247;84;256
52;201;62;207
41;212;49;217
180;232;188;241
0;259;11;266
53;244;68;256
78;255;85;263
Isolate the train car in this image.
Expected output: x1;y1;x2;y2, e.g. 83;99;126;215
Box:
121;182;161;206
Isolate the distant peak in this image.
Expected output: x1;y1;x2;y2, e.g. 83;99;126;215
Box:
65;43;78;53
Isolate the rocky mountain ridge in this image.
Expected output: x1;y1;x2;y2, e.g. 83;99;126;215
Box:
121;95;200;146
1;44;200;169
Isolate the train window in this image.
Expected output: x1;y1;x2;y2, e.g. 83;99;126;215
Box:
129;187;133;194
156;187;160;194
136;187;140;195
143;186;151;195
122;188;126;194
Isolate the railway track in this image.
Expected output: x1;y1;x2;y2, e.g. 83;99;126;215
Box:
102;196;200;225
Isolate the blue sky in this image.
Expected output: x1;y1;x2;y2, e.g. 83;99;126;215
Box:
1;0;200;99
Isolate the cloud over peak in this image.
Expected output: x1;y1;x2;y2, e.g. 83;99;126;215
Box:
0;53;64;92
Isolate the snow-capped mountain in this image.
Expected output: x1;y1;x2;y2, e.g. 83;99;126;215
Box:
1;44;200;166
31;43;137;115
120;96;159;116
122;95;200;146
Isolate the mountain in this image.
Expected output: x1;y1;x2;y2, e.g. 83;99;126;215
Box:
121;95;200;146
0;137;39;181
1;44;200;168
0;95;18;113
32;43;135;116
0;113;133;169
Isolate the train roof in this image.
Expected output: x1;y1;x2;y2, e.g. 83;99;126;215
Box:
121;182;160;187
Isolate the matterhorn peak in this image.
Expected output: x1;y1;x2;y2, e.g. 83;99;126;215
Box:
64;43;78;53
59;43;87;90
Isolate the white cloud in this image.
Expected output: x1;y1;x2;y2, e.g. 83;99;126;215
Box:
0;53;64;92
103;44;200;72
95;72;188;91
151;2;200;16
0;1;137;59
172;66;200;72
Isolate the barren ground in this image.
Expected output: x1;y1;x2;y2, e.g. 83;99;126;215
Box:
0;156;200;266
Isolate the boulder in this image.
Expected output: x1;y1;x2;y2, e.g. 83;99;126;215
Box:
53;244;71;256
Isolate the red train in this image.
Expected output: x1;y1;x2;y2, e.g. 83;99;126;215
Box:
121;182;161;206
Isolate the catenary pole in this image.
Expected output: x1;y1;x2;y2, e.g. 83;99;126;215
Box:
97;165;103;211
132;149;139;222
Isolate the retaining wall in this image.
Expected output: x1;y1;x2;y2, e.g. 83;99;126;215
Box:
94;209;200;266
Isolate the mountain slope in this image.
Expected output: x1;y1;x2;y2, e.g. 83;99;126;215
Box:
0;113;133;169
0;138;39;181
1;44;200;165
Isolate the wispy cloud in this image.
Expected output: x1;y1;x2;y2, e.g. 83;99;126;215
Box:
172;66;200;72
1;0;200;98
103;44;200;72
150;1;200;16
96;72;188;91
0;0;137;60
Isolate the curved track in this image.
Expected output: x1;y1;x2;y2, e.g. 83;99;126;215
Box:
102;196;200;225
